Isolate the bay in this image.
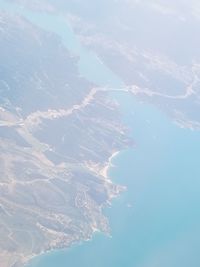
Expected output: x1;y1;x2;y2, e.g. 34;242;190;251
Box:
1;1;200;266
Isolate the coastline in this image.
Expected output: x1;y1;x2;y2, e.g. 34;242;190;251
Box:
23;150;124;267
100;151;120;179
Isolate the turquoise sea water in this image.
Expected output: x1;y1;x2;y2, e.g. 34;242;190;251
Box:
28;93;200;267
1;1;200;266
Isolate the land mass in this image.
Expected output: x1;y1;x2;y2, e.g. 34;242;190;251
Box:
0;11;132;267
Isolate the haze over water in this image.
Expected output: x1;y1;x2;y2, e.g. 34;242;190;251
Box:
1;1;200;266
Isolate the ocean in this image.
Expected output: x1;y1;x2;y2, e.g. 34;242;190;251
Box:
1;1;200;266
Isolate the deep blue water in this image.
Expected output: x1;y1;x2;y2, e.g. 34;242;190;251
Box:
1;1;200;266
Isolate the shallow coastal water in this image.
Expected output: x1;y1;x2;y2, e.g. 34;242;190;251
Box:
1;1;200;267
